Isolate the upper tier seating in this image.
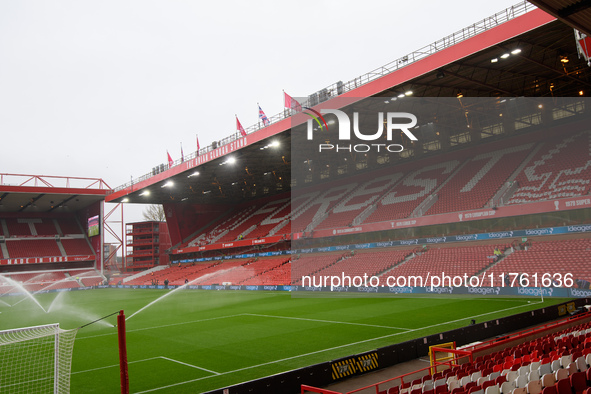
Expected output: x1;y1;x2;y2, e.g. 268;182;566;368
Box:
508;131;591;205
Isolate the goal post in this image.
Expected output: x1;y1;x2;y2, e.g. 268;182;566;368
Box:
0;323;78;394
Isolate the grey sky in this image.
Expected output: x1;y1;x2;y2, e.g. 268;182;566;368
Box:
0;0;525;224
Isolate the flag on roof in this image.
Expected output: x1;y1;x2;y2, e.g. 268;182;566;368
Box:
167;151;174;168
284;91;302;112
258;105;270;126
236;116;247;137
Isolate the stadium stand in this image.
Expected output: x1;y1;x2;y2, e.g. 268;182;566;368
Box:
57;218;83;235
427;144;534;215
5;239;62;258
378;245;506;286
482;239;591;288
507;131;591;205
176;127;591;250
4;218;33;236
0;269;105;294
308;249;412;284
60;239;94;256
352;315;591;394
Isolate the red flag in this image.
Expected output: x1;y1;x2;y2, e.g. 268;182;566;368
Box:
284;91;302;112
196;135;200;156
180;144;184;162
167;151;174;168
236;117;247;137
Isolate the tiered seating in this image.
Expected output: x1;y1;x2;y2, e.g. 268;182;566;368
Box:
4;218;32;236
246;199;291;239
61;239;93;256
364;160;460;224
126;263;217;286
34;219;59;236
377;320;591;394
215;201;277;243
5;239;62;258
57;218;83;234
241;260;291;285
315;175;403;230
2;271;79;292
428;144;533;215
292;252;348;284
71;269;104;287
380;245;504;286
482;239;591;287
10;271;67;283
204;257;291;285
291;183;359;233
311;249;411;283
189;259;250;285
189;205;258;246
508;131;591;205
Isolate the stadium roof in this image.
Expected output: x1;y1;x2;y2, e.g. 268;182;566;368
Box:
528;0;591;36
0;174;111;214
105;2;591;206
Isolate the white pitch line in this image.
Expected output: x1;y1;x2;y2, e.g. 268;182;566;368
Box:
159;356;221;375
132;300;544;393
244;312;409;330
72;356;221;376
77;314;247;340
71;357;162;375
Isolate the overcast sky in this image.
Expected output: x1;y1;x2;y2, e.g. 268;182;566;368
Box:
0;0;525;223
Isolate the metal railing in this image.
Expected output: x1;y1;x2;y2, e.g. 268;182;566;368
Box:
113;1;536;193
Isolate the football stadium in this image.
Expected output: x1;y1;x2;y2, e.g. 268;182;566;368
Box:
2;1;591;393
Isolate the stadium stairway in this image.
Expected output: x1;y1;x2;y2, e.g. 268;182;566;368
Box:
475;247;514;283
0;242;8;258
375;249;420;282
489;143;543;207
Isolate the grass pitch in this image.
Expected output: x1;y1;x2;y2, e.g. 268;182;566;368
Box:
0;289;570;393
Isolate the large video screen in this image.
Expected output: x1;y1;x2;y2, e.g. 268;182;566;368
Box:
87;215;100;237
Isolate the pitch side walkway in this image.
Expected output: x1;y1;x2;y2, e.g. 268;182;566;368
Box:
304;358;428;393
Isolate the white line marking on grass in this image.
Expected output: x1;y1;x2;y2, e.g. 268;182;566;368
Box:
132;300;544;393
72;356;220;376
77;314;247;340
244;313;408;330
72;357;162;374
159;357;220;375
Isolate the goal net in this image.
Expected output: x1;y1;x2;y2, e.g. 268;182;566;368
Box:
0;323;78;393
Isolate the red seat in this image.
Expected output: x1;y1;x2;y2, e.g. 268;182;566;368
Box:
570;372;587;394
388;387;400;394
435;386;448;394
555;378;572;394
542;386;558;394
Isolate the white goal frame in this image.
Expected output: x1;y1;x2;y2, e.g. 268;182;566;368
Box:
0;323;77;393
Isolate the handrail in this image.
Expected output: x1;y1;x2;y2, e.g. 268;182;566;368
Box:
113;1;536;193
0;173;111;190
302;310;591;394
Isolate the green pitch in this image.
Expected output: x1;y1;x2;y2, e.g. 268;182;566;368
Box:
0;289;571;393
